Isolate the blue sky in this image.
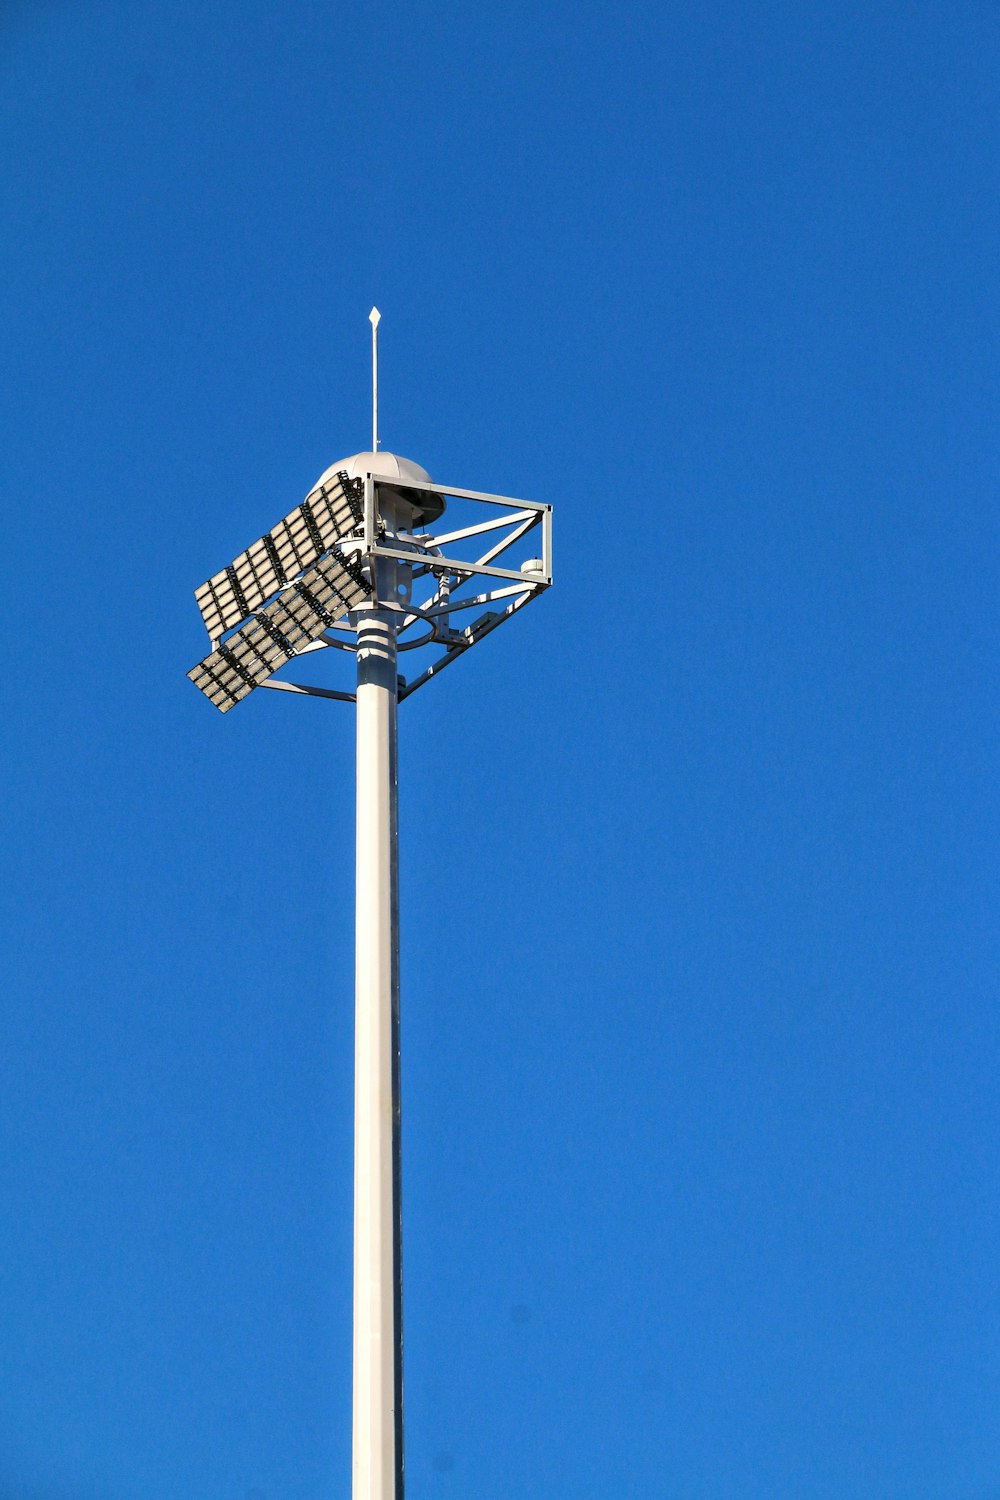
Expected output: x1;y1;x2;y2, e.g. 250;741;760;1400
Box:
2;2;997;1496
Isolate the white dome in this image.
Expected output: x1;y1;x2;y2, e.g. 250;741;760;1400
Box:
313;450;445;525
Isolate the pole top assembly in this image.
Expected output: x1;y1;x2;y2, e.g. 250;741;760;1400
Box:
185;308;552;711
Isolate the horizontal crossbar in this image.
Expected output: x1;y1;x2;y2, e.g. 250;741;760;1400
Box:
370;544;550;587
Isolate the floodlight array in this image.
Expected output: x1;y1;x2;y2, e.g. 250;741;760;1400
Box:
194;470;364;640
188;549;371;712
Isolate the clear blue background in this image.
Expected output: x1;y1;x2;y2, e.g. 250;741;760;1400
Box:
2;2;997;1496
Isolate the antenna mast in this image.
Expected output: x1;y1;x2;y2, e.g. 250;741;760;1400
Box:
369;307;381;451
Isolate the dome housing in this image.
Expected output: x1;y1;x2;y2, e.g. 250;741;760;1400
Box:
313;451;445;527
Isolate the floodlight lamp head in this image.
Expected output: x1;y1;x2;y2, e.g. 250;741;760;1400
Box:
313;450;446;527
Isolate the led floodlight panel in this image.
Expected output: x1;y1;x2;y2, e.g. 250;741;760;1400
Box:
194;470;364;639
188;549;371;712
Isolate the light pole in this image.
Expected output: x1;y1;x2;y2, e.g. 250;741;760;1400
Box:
186;314;553;1499
352;571;402;1500
353;314;401;1496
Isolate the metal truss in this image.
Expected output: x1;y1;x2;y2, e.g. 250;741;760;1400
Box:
257;472;552;705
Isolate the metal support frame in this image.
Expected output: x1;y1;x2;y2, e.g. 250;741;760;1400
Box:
258;474;552;705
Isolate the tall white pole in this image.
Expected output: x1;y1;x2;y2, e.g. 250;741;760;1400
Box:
353;596;403;1493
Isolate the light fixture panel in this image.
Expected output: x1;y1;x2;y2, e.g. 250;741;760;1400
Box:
188;548;371;712
194;470;364;639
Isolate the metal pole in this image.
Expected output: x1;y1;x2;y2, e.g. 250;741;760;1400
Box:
353;600;403;1500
